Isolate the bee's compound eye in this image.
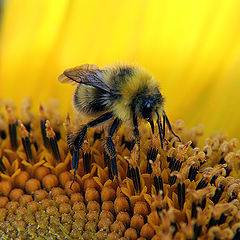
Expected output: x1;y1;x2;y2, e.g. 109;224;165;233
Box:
142;99;153;119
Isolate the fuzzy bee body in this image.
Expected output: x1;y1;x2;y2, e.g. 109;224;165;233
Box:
59;64;179;186
71;66;164;121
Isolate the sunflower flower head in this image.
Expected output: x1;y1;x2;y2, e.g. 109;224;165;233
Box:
0;99;240;240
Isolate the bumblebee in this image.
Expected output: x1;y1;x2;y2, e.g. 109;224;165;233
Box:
59;64;180;184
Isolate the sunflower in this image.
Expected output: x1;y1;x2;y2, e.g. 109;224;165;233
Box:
1;1;240;239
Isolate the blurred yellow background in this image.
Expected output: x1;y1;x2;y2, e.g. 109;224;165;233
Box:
1;0;240;140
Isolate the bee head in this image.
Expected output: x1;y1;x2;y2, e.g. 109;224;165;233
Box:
141;97;155;119
134;91;164;119
133;96;158;123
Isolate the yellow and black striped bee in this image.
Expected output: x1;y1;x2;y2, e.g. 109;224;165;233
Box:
59;64;180;184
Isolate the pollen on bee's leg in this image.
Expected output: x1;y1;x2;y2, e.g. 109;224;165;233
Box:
82;140;91;174
5;105;18;151
19;121;33;162
45;120;61;162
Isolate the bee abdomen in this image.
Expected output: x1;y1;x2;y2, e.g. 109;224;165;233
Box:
74;85;111;114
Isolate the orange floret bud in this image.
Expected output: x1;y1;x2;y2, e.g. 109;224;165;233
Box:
42;174;59;191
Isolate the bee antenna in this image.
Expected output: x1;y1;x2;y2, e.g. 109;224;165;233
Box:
163;111;181;142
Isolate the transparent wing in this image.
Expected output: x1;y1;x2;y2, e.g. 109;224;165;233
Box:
58;64;112;93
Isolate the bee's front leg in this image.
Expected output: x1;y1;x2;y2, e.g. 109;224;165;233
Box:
70;112;113;189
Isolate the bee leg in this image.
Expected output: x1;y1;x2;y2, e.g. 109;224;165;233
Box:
105;118;121;185
156;112;164;149
70;112;113;189
133;112;140;151
163;111;181;142
162;114;166;139
148;118;154;134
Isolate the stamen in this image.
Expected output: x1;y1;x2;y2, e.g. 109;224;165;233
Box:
189;186;215;218
64;113;74;154
0;156;6;173
46;120;61;162
151;154;164;197
19;121;33;162
0;114;7;139
146;147;158;174
40;105;49;149
168;159;182;185
146;133;159;174
211;184;225;205
227;184;239;202
207;204;229;229
193;222;202;239
121;135;135;151
125;144;141;193
21;97;33;132
6;105;18;151
196;170;213;190
196;178;208;190
188;164;199;181
171;171;185;210
168;142;191;185
233;225;240;240
30;134;38;152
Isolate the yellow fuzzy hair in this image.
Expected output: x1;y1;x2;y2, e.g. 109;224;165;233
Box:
108;66;161;121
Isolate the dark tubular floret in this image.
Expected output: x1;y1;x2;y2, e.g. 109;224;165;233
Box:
19;121;33;162
0;156;6;173
6;105;18;151
40;105;50;149
82;140;91;174
46;120;61;162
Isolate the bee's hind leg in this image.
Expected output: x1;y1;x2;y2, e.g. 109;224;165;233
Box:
70;112;113;189
105;117;121;185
